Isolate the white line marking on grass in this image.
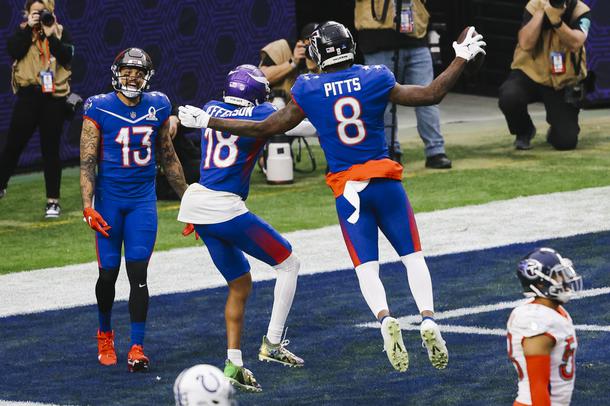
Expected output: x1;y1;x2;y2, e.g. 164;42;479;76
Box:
357;287;610;336
2;186;610;318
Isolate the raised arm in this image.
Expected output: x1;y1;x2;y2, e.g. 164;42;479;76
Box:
80;119;100;209
518;9;545;52
178;101;306;139
389;26;485;107
157;120;188;198
389;58;466;106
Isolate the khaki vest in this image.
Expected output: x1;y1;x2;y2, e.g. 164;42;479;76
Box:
259;39;297;99
11;26;71;97
354;0;429;39
511;0;588;90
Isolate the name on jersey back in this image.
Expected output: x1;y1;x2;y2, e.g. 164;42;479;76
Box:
324;78;361;98
207;105;256;118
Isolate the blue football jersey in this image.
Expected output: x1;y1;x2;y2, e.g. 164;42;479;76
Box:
83;91;172;201
291;64;396;173
198;100;276;200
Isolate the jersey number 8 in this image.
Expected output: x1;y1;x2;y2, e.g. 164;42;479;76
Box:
334;96;366;145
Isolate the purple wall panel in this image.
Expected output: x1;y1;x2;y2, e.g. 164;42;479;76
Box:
0;0;296;168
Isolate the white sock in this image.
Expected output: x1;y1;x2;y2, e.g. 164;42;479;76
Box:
266;254;300;344
355;261;389;318
227;349;243;367
401;251;434;313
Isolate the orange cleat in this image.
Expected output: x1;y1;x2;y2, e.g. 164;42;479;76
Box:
97;330;117;366
127;344;150;372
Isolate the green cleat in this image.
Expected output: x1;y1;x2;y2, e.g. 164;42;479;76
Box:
223;360;262;393
381;317;409;372
258;335;304;367
420;318;449;369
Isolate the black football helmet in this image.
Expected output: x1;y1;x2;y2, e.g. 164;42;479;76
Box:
516;247;583;303
111;48;154;99
308;21;356;70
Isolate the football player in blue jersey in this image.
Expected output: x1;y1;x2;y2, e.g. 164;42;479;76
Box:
178;65;303;393
80;48;188;372
179;22;486;373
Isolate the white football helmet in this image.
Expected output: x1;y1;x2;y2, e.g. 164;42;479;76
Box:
174;364;237;406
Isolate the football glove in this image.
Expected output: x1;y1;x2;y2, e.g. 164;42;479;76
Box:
453;27;486;62
178;105;211;129
83;207;111;238
182;223;199;240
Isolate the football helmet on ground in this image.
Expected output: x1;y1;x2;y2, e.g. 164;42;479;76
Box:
174;364;237;406
516;247;583;303
308;21;356;70
111;48;154;99
223;64;270;107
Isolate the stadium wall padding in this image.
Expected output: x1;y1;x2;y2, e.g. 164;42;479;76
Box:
0;0;296;169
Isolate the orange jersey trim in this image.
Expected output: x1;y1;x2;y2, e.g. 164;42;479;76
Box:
325;158;403;198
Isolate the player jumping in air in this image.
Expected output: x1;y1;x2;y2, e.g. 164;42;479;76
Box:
80;48;187;372
178;65;304;392
508;248;582;406
179;22;485;372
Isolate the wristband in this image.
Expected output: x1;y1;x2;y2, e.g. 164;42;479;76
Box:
289;58;297;69
551;20;563;29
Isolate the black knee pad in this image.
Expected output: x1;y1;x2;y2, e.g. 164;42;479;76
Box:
126;261;149;322
126;261;148;286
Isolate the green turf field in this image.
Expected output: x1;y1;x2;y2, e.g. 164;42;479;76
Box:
1;118;609;274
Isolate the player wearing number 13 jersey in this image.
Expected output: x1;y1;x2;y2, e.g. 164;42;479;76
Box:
507;248;583;406
179;21;487;373
178;65;304;393
80;48;187;372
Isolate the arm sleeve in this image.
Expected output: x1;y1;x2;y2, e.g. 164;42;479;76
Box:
7;26;33;60
525;354;552;406
48;28;74;66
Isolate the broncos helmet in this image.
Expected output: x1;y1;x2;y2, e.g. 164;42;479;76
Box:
308;21;356;70
111;48;154;99
516;247;583;303
223;64;270;107
174;364;237;406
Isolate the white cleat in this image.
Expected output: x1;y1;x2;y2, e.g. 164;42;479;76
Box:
381;317;409;372
420;318;448;369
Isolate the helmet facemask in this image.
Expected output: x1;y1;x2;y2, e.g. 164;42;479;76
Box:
519;256;583;303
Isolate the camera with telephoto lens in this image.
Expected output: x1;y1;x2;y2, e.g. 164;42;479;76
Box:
549;0;566;8
38;9;55;27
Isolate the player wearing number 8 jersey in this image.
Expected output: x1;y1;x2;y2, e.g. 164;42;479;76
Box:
80;48;187;372
178;64;304;393
507;248;582;406
179;21;486;373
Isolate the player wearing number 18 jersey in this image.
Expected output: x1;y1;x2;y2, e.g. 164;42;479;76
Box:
80;48;187;372
178;65;303;393
507;248;582;406
180;21;485;373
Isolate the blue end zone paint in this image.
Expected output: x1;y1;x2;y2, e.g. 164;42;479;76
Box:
1;232;609;405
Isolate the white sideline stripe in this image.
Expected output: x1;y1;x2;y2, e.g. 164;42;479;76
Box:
2;186;610;318
357;287;610;336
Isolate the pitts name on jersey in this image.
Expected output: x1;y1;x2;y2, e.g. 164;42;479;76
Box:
323;77;361;97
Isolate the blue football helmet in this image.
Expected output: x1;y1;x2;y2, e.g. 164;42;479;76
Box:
223;64;270;107
516;247;583;303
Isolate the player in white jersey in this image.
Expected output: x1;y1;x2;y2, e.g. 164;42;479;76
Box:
507;247;583;406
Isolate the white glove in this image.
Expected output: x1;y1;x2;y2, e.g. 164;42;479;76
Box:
178;105;210;129
452;26;487;62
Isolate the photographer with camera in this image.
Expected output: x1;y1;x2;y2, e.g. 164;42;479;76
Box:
0;0;73;217
498;0;590;151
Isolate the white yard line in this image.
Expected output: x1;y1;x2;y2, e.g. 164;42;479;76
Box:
1;186;610;318
357;287;610;336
